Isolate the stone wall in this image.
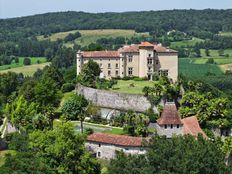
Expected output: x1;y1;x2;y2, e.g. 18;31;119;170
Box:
85;142;145;160
75;84;158;113
155;123;183;138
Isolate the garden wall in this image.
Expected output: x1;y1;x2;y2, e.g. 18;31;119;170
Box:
75;84;158;113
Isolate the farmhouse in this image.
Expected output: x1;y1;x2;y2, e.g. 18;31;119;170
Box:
155;102;207;138
77;42;178;82
86;132;146;159
86;103;207;160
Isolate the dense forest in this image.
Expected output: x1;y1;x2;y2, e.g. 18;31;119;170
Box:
1;9;232;39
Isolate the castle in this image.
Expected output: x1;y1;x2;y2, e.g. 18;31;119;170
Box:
77;42;178;82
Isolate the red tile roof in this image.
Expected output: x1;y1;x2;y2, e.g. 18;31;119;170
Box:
139;42;155;47
81;51;120;58
80;42;177;58
87;132;143;147
154;45;178;53
157;103;183;125
119;45;139;53
182;116;207;138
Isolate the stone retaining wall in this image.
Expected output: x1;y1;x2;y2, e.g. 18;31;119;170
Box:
75;84;158;113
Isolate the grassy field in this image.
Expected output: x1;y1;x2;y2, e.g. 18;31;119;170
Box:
0;57;47;71
53;120;125;135
37;29;149;47
171;37;204;48
111;80;154;94
179;58;224;77
0;62;50;76
218;32;232;37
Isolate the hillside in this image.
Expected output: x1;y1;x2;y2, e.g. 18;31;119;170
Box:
1;9;232;41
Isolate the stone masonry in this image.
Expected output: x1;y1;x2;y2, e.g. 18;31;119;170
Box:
75;84;158;113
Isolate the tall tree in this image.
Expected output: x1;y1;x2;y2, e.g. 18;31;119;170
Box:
61;95;89;133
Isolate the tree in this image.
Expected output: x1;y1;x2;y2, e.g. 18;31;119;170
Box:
109;135;231;174
23;57;31;65
0;152;52;174
61;95;88;133
8;96;39;130
78;60;101;88
205;48;210;56
218;49;225;56
29;122;101;174
34;78;62;111
124;111;149;137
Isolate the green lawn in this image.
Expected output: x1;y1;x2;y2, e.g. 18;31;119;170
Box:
200;49;232;59
0;57;47;71
178;58;224;78
0;62;50;76
110;80;154;94
53;120;125;135
171;37;204;48
37;29;149;47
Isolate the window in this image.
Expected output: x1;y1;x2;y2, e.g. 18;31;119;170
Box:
164;125;167;129
155;60;159;65
158;70;168;76
148;54;151;57
171;124;173;129
99;144;101;147
100;59;102;61
116;59;118;61
177;124;179;128
128;55;133;62
99;63;102;68
109;59;111;61
128;67;133;76
108;71;111;76
97;152;101;157
116;70;119;76
116;63;119;69
147;58;152;64
108;63;111;69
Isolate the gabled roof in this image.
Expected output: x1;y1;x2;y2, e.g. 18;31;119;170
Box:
182;116;207;138
154;45;178;53
87;132;143;147
139;42;155;47
157;103;183;125
119;45;139;53
81;51;120;58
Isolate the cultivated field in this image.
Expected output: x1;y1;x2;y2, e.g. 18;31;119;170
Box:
0;57;47;71
37;29;149;47
110;80;154;94
0;62;50;76
171;37;204;48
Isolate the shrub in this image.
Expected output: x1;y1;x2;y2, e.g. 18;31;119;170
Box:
23;57;31;65
14;57;19;63
61;83;75;92
206;58;215;64
85;128;94;135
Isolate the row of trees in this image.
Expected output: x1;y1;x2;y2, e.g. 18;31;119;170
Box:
109;135;232;174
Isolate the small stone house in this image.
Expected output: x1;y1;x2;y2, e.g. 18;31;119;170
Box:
86;132;146;159
155;102;207;138
156;102;183;138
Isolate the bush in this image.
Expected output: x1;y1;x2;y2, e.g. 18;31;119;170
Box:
14;57;19;63
148;95;162;106
23;57;31;65
85;128;94;135
206;58;215;64
61;83;75;92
